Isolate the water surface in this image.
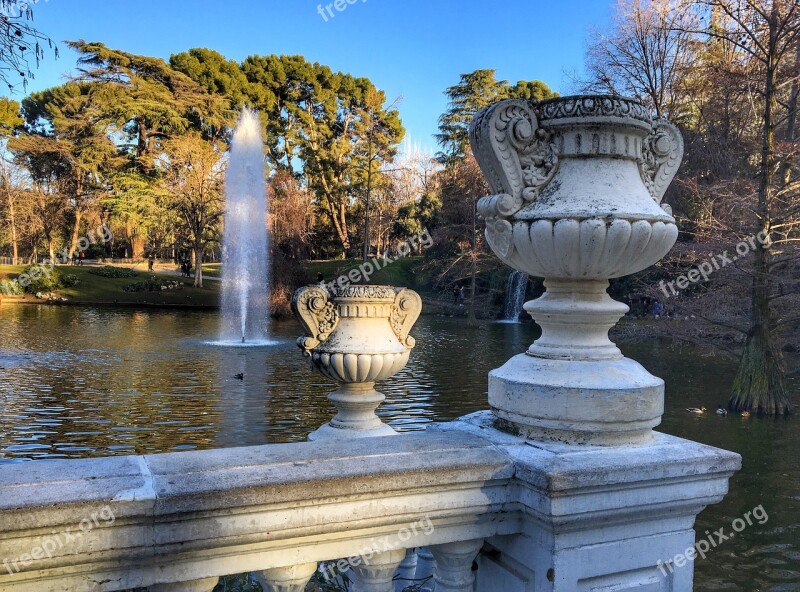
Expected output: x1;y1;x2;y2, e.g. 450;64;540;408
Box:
0;305;797;591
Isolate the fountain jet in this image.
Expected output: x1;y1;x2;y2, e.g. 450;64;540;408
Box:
219;108;270;345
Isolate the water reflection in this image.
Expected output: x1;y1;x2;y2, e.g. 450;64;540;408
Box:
0;305;797;590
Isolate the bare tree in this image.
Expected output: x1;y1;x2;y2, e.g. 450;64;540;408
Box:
584;0;698;118
269;170;316;260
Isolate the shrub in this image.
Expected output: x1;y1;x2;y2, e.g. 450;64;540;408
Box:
0;279;24;295
18;264;62;293
89;266;139;278
123;276;183;292
61;274;80;287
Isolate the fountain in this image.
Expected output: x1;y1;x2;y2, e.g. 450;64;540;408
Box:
501;271;528;322
218;108;271;346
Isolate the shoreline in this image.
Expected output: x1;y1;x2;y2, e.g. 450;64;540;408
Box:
0;296;220;311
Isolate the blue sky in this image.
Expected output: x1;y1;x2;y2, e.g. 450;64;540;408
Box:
12;0;613;152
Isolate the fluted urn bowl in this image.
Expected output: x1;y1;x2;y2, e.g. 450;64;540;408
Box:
305;290;411;385
472;95;683;280
293;284;421;384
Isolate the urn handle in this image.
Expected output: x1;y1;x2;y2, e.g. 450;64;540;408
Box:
470;99;558;213
291;286;339;354
390;288;422;348
639;119;684;205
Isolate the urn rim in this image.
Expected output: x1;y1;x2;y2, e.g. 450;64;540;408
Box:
537;94;652;131
328;284;398;302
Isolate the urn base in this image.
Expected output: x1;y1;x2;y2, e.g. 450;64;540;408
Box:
307;384;398;441
308;422;397;441
488;353;664;445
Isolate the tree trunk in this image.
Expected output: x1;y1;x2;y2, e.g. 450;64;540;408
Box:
193;242;204;288
467;198;478;327
68;209;83;258
8;194;18;265
317;175;350;256
729;6;790;415
1;166;19;265
730;241;790;414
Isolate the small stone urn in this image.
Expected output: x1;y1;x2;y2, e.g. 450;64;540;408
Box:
292;284;422;440
471;95;684;445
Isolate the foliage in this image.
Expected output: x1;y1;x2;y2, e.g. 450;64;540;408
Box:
436;69;557;164
159;132;225;287
19;263;60;293
89;265;139;278
0;97;22;132
122;275;183;292
392;193;441;241
60;273;80;287
172;50;407;256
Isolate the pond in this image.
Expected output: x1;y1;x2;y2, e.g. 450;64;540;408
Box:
0;305;797;591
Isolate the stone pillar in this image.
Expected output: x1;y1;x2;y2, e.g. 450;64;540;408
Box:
429;540;483;592
255;562;318;592
292;285;422;440
350;549;407;592
394;549;419;592
414;547;435;581
460;94;741;591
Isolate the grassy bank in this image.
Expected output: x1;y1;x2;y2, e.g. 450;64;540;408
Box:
0;258;479;316
0;265;220;308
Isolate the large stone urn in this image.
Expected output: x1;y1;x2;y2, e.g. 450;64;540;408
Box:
471;95;684;445
292;284;422;440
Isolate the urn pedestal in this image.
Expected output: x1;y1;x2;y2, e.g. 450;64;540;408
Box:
292;284;422;441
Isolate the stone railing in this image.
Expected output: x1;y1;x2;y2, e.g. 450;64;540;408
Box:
0;417;738;592
0;95;741;592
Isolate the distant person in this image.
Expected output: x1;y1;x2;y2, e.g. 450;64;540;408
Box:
458;285;465;306
653;301;665;319
452;284;459;304
78;251;84;266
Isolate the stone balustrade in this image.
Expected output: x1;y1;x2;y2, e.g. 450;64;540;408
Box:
0;431;513;592
0;416;738;592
